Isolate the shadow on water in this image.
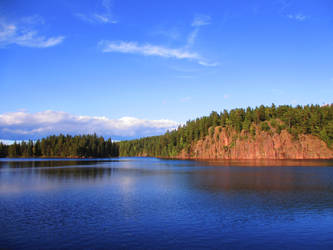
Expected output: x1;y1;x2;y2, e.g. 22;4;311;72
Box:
1;158;333;185
9;166;118;180
196;159;333;167
1;157;333;196
0;158;122;169
182;160;333;213
1;158;333;249
188;164;333;192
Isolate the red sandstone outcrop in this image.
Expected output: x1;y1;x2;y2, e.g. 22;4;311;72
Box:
177;126;333;160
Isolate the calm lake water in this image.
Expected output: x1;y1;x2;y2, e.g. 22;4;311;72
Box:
1;158;333;249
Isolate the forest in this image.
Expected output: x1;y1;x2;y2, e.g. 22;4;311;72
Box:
0;134;118;158
1;104;332;158
118;104;333;157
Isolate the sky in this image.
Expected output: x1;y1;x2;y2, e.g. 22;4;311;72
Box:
0;0;332;141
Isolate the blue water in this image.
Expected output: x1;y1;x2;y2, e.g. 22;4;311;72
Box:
1;158;333;249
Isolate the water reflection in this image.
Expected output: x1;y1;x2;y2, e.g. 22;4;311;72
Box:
1;158;333;190
189;167;333;192
1;158;333;249
198;159;333;167
40;166;116;180
0;159;121;169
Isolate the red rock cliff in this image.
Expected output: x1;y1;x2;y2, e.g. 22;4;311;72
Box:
177;126;333;160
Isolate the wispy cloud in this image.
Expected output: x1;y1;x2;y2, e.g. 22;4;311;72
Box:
152;28;180;41
100;40;217;66
186;28;199;48
75;13;117;24
100;40;200;59
0;16;64;48
0;111;179;140
75;0;117;24
187;15;211;48
287;14;308;21
99;15;218;67
198;61;218;67
276;0;309;22
276;0;292;12
192;15;211;27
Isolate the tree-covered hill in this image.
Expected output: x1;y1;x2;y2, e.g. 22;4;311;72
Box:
1;104;332;159
0;134;118;158
119;104;333;157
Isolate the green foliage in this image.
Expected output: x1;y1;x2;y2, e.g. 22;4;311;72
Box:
260;122;270;132
250;124;256;136
276;124;286;134
0;134;118;158
320;121;333;147
270;119;278;128
119;104;333;157
242;119;251;132
2;104;332;158
0;143;8;157
290;127;299;140
209;127;215;138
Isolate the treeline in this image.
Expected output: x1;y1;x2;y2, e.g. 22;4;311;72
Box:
119;104;333;157
0;134;119;158
1;104;332;159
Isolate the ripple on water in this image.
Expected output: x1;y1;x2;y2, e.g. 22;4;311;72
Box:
1;158;333;249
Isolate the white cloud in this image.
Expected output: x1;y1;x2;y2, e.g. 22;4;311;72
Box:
198;61;218;67
21;15;45;25
187;15;211;48
100;40;199;59
287;14;307;21
75;0;117;24
192;15;211;27
75;13;117;24
0;111;179;140
94;14;113;23
0;17;64;48
0;139;15;145
99;14;217;67
186;28;199;47
100;40;217;66
74;13;96;23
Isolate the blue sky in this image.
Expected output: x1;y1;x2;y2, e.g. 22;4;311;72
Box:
0;0;332;140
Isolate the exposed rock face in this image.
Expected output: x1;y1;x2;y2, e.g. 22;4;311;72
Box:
177;126;333;160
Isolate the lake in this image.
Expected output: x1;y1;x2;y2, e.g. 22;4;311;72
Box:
1;158;333;249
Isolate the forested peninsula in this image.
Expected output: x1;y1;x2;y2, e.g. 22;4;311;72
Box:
119;104;333;159
1;104;333;159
